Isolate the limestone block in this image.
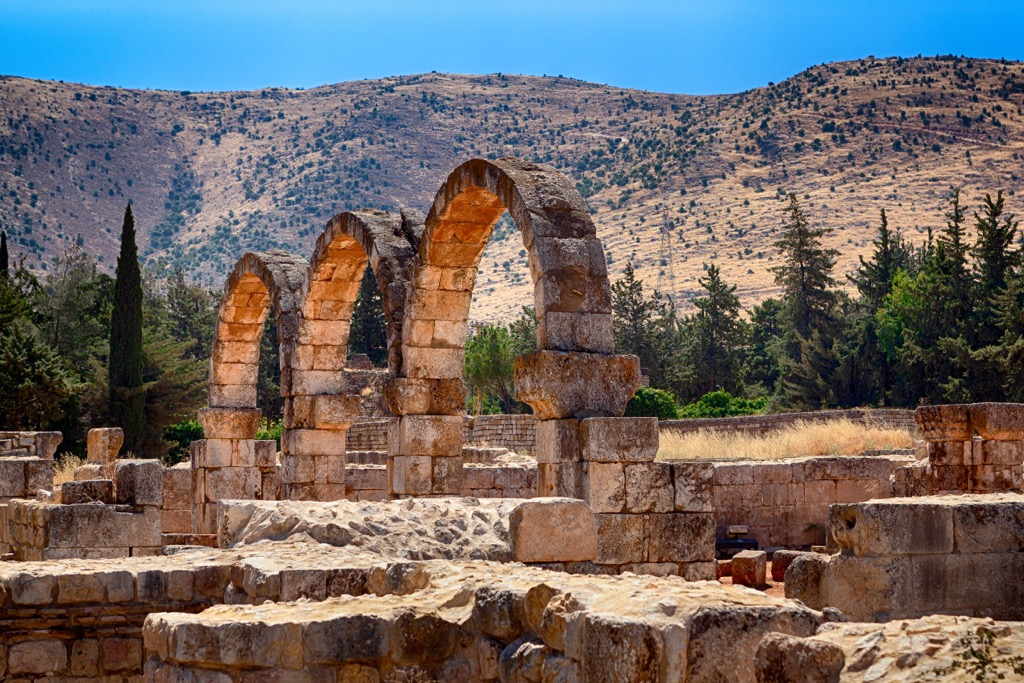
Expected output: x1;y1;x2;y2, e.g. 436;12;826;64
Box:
821;554;913;621
537;462;587;500
577;613;663;683
595;513;646;565
930;465;970;491
33;431;62;459
951;499;1024;553
190;439;248;468
534;418;580;464
783;553;829;609
197;407;261;439
210;361;258;386
60;479;114;504
970;402;1024;440
731;550;767;587
646;512;716;563
291;369;345;396
8;640;67;676
389;455;433;496
73;463;106;481
672;463;715;513
284;429;347;457
282;454;314;484
255;440;278;468
262;470;281;500
24;458;53;493
927;440;971;466
393;415;464;456
624;463;674;513
302;615;392;664
432;455;464;495
208;383;258;409
586;462;625;513
834;478;888;503
714;463;753;486
162;509;192;534
212;339;260;366
114;459;163;506
974;439;1024;466
162;467;193;510
771;549;812;582
828;500;954;557
915;404;971;441
681;562;718;581
0;460;26;497
580;417;658;462
972;464;1022;491
68;638;99;676
48;504;161;548
510;498;597;563
538;311;615;354
205;467;261;502
87;427;124;463
754;632;846;683
401;345;465;380
313;454;347;485
312;394;363;430
513;351;641;419
383;377;468;416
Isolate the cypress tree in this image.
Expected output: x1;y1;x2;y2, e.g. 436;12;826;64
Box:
850;209;912;309
109;204;145;455
348;267;387;366
688;264;747;395
0;230;8;279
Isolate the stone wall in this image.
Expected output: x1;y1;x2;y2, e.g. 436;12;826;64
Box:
661;408;917;436
785;493;1024;621
342;462;538;502
711;454;915;549
464;414;536;454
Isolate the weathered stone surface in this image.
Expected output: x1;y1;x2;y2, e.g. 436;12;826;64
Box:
969;402;1024;440
114;459;164;506
580;417;658;463
754;631;844;683
915;404;971;441
672;462;715;513
624;462;673;513
646;512;716;563
783;554;829;609
392;415;463;456
534;418;580;465
86;427;123;463
513;351;641;419
382;377;468;416
732;550;767;588
771;550;812;582
197;407;262;439
828;499;954;557
509;498;597;563
61;479;114;505
8;639;68;675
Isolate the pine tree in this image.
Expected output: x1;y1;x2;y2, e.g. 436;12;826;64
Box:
109;204;145;455
850;209;912;309
687;264;747;395
744;298;784;392
611;261;676;388
0;230;8;279
937;187;971;325
348;267;387;366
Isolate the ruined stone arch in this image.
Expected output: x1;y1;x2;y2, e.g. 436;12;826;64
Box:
386;157;639;498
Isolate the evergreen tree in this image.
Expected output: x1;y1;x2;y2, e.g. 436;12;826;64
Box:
972;191;1020;348
165;268;217;360
0;230;8;279
850;209;912;309
686;264;747;395
612;261;674;386
348;267;387;366
936;187;972;326
108;204;145;455
0;322;78;430
744;298;784;392
464;323;519;414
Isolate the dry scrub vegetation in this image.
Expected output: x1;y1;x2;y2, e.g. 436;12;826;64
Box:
52;454;85;486
657;419;914;461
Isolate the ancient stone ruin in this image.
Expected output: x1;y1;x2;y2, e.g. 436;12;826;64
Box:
3;158;1024;681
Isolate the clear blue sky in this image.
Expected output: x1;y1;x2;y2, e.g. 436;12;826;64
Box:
2;0;1022;94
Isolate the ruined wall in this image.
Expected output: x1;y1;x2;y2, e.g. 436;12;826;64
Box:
341;462;538;502
661;408;917;436
712;454;914;548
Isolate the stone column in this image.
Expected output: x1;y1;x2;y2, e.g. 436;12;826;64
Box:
383;377;467;497
193;408;262;535
915;404;973;494
966;403;1024;492
280;394;359;500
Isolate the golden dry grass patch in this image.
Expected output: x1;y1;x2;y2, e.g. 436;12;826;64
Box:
657;419;915;462
52;453;85;486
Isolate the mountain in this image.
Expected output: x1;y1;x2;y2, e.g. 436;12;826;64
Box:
1;55;1022;320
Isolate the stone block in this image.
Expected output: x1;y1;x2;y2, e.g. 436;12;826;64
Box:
579;417;658;462
255;440;278;468
974;439;1024;466
714;463;753;486
828;500;954;557
624;462;674;513
835;478;888;503
731;550;767;587
73;463;106;481
282;454;314;484
951;499;1024;553
389;455;432;496
162;467;193;510
537;462;587;500
754;632;846;683
312;394;363;430
971;464;1022;492
595;513;646;565
915;404;971;441
586;462;625;513
197;407;261;439
208;383;258;409
60;479;114;504
538;311;615;354
771;549;811;582
24;458;53;493
821;554;913;621
48;504;161;548
783;553;829;609
87;427;124;463
534;418;580;464
970;402;1024;440
162;509;193;534
927;440;972;466
393;415;463;456
382;377;468;416
285;429;347;457
646;512;716;563
8;640;67;676
510;498;597;563
930;465;970;491
681;561;718;581
400;345;465;380
0;460;26;497
205;467;261;502
513;350;641;419
33;431;62;459
431;455;464;495
114;459;163;506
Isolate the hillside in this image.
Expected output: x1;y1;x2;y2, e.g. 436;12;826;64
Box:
1;55;1022;320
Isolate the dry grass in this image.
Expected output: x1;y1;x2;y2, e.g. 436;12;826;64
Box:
52;454;85;487
657;419;915;462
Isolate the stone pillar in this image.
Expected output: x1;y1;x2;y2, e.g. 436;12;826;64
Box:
193;408;261;535
916;404;972;493
280;394;360;500
383;377;467;497
966;403;1024;492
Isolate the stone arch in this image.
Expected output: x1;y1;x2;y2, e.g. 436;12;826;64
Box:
280;210;419;500
387;157;640;498
195;249;308;533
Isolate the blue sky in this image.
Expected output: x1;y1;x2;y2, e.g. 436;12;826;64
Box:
2;1;1023;94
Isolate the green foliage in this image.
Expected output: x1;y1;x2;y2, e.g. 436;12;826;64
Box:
162;419;203;465
678;390;768;419
256;418;283;448
684;264;748;396
625;387;681;419
348;267;388;366
0;230;8;278
109;204;145;455
0;322;79;430
465;323;518;415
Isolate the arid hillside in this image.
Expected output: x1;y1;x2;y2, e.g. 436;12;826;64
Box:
1;55;1022;319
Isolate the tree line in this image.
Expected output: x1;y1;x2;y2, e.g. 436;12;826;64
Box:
463;187;1023;417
